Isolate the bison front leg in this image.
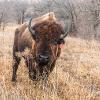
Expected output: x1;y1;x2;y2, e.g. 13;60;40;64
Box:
25;56;37;80
12;57;20;82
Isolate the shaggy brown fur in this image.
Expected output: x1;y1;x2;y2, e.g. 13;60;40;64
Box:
12;12;64;82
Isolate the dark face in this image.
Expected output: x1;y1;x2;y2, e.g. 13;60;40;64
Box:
32;21;64;66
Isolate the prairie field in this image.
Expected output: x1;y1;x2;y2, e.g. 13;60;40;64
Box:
0;26;100;100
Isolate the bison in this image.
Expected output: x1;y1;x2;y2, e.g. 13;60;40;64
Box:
12;12;68;82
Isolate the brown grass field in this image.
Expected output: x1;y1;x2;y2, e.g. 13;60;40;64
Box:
0;26;100;100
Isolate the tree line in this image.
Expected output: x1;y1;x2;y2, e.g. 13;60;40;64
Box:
0;0;29;30
0;0;100;40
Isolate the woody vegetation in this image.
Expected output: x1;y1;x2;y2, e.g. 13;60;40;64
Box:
0;0;99;40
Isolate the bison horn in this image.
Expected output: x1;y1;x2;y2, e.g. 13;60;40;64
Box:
60;28;69;39
28;18;35;36
60;32;68;39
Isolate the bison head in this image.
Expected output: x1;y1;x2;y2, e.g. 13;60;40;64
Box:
28;18;67;67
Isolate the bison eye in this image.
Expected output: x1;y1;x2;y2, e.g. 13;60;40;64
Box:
50;39;58;45
50;39;65;45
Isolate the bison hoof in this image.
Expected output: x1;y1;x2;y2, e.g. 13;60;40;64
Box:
12;77;17;82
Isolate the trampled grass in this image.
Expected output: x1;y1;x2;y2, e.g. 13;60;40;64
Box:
0;26;100;100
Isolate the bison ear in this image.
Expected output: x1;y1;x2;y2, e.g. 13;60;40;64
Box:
57;38;65;45
30;31;36;40
31;26;37;39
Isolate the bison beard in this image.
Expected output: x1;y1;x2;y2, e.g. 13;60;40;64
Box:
12;14;65;82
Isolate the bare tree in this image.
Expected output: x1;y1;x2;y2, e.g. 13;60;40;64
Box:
0;1;9;30
13;0;29;24
31;0;76;36
0;0;100;39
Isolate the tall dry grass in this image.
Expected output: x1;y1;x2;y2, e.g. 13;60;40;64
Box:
0;26;100;100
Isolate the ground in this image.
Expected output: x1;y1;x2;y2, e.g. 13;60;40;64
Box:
0;26;100;100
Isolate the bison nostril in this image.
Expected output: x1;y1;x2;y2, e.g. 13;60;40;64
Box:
39;55;49;60
37;54;49;64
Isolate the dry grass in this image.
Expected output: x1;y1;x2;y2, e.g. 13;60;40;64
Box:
0;26;100;100
0;24;19;33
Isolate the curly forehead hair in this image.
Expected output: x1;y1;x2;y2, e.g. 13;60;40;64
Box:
33;20;64;39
